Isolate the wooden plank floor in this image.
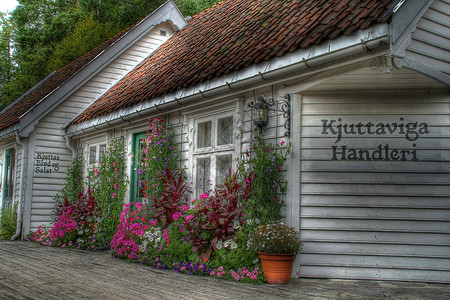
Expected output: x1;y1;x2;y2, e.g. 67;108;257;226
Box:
1;241;449;300
0;241;301;299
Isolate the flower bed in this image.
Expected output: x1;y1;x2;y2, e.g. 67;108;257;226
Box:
28;117;294;285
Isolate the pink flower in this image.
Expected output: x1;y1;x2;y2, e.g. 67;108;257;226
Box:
172;212;182;221
210;271;215;276
280;140;285;146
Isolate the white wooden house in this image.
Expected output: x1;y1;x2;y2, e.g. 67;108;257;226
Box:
0;0;449;283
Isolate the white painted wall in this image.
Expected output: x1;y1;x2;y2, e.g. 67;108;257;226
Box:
297;90;450;283
406;0;450;75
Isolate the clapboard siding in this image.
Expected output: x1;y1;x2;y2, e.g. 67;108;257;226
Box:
299;90;450;283
300;230;449;245
69;22;174;109
29;99;81;231
302;242;450;257
300;266;448;282
405;0;450;74
302;219;450;233
301;194;450;208
301;171;450;185
301;254;450;271
31;201;58;210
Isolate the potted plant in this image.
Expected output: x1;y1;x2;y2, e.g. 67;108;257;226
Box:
249;221;301;284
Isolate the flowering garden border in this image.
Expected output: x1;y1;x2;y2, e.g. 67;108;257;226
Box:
28;117;293;284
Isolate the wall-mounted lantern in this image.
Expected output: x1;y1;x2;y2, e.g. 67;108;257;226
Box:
248;94;291;136
249;96;271;134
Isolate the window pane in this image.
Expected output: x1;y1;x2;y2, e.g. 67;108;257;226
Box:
196;157;211;195
197;121;211;148
99;144;107;163
89;146;97;164
216;154;232;185
217;117;233;145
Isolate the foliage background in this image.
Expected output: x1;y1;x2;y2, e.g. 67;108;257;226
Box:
0;0;221;109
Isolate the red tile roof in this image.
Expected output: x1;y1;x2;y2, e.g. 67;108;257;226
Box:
72;0;395;125
0;27;131;133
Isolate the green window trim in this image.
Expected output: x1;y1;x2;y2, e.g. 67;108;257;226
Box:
130;132;148;203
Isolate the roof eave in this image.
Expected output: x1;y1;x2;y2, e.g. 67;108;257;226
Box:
0;124;19;142
66;23;390;135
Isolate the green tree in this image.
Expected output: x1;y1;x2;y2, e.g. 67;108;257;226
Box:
0;13;15;108
176;0;221;17
47;14;120;72
0;0;82;108
0;0;222;109
78;0;165;26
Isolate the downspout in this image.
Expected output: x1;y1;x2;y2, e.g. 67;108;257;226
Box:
64;135;76;159
11;131;27;240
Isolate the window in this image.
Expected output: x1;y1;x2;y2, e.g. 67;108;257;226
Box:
88;143;106;166
2;148;15;212
193;113;235;196
130;132;148;203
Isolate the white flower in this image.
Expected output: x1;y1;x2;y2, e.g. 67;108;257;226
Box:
216;240;223;250
233;220;241;230
223;239;232;249
229;240;238;249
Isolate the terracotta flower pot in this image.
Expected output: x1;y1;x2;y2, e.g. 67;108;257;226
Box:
258;252;296;284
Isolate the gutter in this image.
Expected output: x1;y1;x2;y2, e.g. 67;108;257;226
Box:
11;132;27;240
66;24;390;136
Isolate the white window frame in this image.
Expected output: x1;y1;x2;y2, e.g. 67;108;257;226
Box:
87;143;107;167
189;109;238;197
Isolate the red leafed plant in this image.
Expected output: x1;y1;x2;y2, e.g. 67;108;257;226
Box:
147;169;188;228
179;169;254;261
54;188;100;224
206;169;253;250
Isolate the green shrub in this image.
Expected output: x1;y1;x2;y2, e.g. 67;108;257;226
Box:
89;139;129;244
0;202;18;239
55;156;83;207
238;133;291;223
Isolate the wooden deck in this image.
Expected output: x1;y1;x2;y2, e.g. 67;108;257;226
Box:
0;241;301;299
1;241;449;300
